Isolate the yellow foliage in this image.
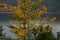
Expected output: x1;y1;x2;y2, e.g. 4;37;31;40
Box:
47;30;50;33
21;15;25;18
35;26;40;29
37;14;41;18
11;29;17;33
42;6;47;13
37;22;45;25
30;22;35;25
15;21;20;24
43;30;46;33
48;28;51;31
36;9;40;12
43;16;49;21
11;26;27;37
43;18;47;21
20;21;24;23
37;21;42;24
16;29;27;36
15;33;20;36
21;3;25;7
49;16;56;23
19;13;28;18
26;6;31;10
17;26;25;30
38;0;43;3
26;0;30;3
14;9;22;15
9;0;55;37
38;10;43;16
24;14;28;18
42;27;45;30
17;27;22;31
31;2;37;6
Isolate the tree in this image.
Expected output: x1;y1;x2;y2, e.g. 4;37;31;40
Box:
0;25;3;40
32;24;56;40
8;0;56;40
0;25;13;40
57;32;60;40
3;37;13;40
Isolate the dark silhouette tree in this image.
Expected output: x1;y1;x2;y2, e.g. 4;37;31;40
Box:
0;25;3;40
57;32;60;40
37;25;56;40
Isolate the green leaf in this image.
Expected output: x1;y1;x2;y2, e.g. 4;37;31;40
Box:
7;25;17;29
3;37;13;40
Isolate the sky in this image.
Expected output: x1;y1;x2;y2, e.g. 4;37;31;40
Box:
2;0;60;13
0;0;60;39
0;0;60;22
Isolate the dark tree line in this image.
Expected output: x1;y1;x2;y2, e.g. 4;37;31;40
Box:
0;25;60;40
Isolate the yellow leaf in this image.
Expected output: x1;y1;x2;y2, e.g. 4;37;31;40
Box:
42;6;47;13
43;16;49;21
11;29;17;33
26;0;30;3
16;29;27;36
49;16;56;23
38;10;43;16
14;9;22;15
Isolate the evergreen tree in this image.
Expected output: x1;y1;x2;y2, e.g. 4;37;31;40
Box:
0;25;3;40
37;25;56;40
57;32;60;40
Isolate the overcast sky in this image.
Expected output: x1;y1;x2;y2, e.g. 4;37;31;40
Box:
0;0;60;22
1;0;60;13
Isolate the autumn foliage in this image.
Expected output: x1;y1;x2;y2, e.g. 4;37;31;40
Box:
8;0;56;40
